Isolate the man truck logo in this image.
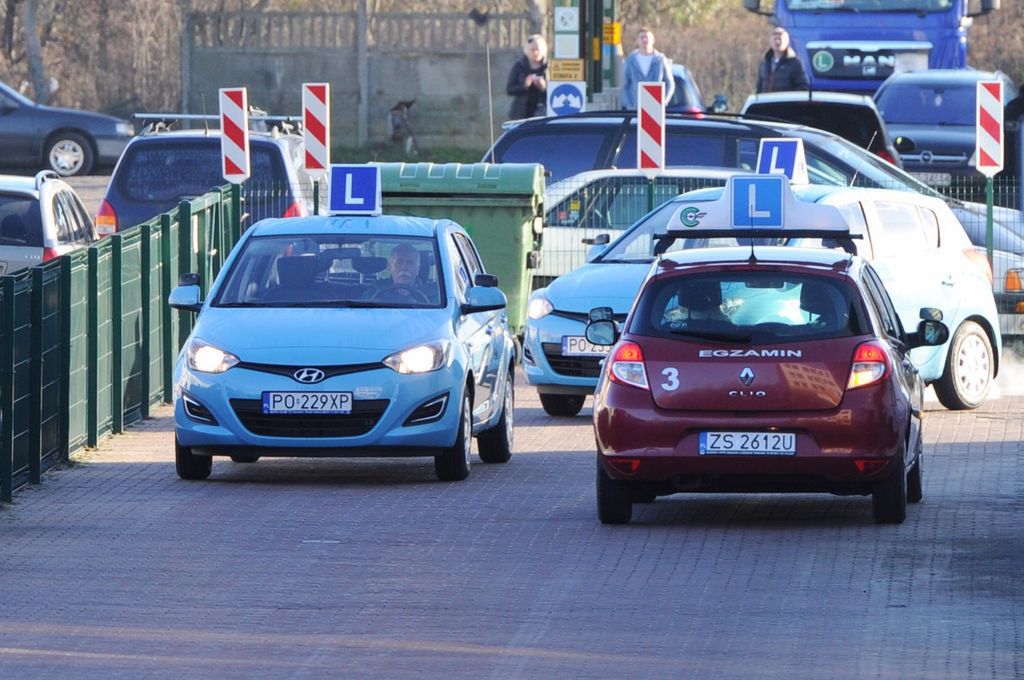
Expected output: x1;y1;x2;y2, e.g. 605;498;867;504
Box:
812;51;834;73
739;367;755;385
678;206;706;228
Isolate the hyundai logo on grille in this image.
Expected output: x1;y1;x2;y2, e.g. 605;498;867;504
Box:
739;367;755;386
293;368;325;384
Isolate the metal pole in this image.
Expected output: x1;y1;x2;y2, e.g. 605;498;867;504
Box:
986;176;994;268
357;0;370;147
486;41;495;162
314;179;320;216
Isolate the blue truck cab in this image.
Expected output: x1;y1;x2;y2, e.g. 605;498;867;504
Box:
743;0;1000;94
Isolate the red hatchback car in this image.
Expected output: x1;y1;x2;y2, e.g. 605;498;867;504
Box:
585;182;950;525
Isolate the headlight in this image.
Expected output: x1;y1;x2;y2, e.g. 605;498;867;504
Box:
115;121;134;136
383;340;450;374
527;292;553;320
187;338;240;373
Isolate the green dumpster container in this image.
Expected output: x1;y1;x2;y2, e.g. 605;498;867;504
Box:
375;162;545;333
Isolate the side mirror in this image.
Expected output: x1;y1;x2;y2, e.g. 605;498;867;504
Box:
474;273;498;288
585;319;618;346
178;272;200;287
0;103;16;115
907;319;949;349
582;233;610;246
971;0;999;16
589;306;614;322
711;94;728;114
461;285;506;314
919;307;943;322
894;136;915;153
168;284;202;313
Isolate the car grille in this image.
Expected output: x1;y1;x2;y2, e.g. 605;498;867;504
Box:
541;342;603;378
230;399;389;438
550;310;628;323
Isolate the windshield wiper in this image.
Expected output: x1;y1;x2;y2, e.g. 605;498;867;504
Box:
669;329;752;342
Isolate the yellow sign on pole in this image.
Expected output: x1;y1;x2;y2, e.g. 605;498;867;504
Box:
549;59;586;82
603;21;622;46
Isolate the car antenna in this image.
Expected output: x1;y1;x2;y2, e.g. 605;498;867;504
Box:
848;130;879;187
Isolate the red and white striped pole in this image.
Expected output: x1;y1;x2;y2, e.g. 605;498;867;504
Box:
637;82;666;178
218;87;250;184
303;83;330;177
976;80;1004;267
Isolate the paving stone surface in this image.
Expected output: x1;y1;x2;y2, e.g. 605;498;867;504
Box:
0;371;1021;678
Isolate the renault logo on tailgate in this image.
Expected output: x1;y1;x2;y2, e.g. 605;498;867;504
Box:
293;368;326;384
739;367;755;386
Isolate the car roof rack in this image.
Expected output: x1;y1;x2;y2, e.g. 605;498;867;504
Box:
132;109;302;136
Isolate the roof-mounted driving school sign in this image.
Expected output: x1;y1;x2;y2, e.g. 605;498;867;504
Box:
666;175;850;238
303;83;331;178
756;137;809;185
219;87;250;184
328;165;382;216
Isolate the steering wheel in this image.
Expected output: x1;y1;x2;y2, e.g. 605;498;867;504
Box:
370;285;430;303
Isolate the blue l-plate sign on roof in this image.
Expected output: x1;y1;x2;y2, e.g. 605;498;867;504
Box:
755;137;809;184
329;164;382;215
731;175;785;228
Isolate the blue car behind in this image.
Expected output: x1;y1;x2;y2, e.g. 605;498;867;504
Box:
170;214;517;481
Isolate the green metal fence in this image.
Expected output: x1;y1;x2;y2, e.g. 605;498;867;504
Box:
0;184;241;502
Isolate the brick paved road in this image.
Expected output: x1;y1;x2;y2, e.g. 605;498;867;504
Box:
0;372;1020;678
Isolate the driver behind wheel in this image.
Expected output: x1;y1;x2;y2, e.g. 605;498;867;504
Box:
368;242;439;303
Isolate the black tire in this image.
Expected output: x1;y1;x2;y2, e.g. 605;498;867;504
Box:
539;393;585;417
596;463;632;524
872;458;907;524
477;376;513;464
907;454;923;504
933;321;993;411
176;438;212;480
435;391;471;481
45;132;94;176
230;455;260;464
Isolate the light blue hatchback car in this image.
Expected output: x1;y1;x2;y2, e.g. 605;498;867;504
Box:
524;182;1001;414
169;214;517;481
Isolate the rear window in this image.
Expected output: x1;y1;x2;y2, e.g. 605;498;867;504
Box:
631;271;866;343
875;84;976;126
0;193;43;247
496;132;607;183
745;102;883;151
617;131;726;169
115;139;288;202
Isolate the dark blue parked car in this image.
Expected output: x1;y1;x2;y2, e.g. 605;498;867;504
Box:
98;129;316;236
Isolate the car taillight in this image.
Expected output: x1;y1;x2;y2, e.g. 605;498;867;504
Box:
282;201;305;218
42;247;59;262
1005;269;1022;292
964;248;994;285
608;341;649;390
95;199;118;237
847;341;890;389
875;149;897;165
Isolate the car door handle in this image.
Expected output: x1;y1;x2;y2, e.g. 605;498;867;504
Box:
941;275;956;286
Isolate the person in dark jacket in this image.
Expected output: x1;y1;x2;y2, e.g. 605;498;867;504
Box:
506;34;548;120
756;27;809;94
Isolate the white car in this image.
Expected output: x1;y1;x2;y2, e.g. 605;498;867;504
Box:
538;168;741;284
0;171;97;275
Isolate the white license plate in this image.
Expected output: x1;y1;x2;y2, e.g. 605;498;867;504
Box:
909;171;952;187
699;431;796;456
262;391;352;414
561;335;612;356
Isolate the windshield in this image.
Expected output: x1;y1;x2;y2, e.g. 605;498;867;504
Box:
0;80;35;107
785;0;952;11
214;234;445;309
875;84;977;126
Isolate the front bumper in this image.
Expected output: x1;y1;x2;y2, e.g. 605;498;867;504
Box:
174;362;462;456
522;313;604;395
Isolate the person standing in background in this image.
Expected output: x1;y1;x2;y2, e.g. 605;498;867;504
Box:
756;27;809;93
620;27;675;110
506;34;548;120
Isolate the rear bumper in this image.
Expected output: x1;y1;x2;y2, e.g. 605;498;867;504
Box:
594;381;908;486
